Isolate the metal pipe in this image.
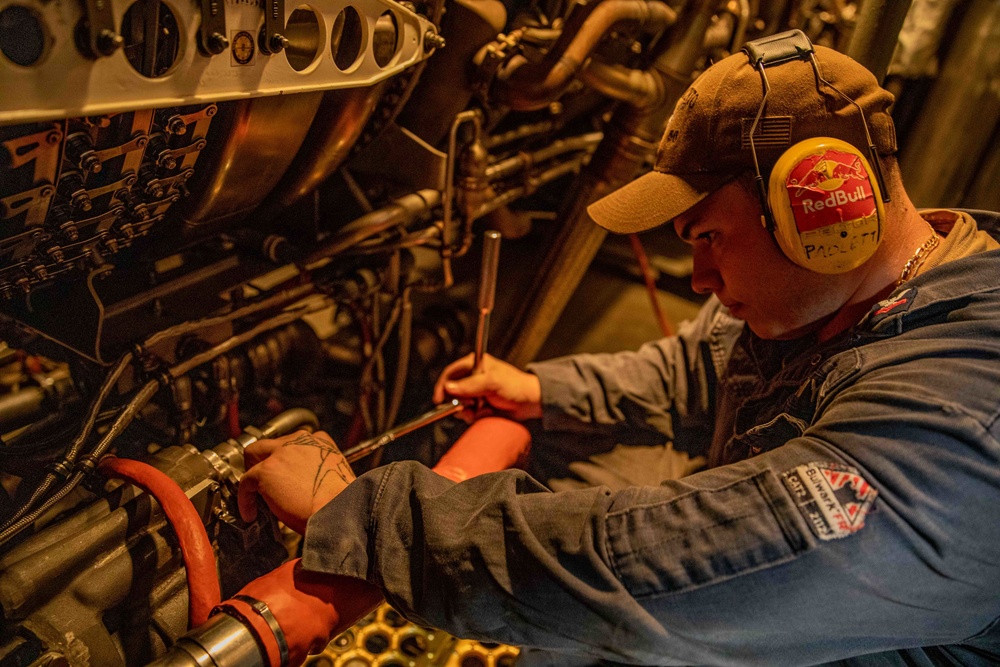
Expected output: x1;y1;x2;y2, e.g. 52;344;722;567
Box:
485;132;603;181
144;612;264;667
503;0;720;366
493;0;677;111
846;0;914;82
303;189;442;269
898;0;1000;207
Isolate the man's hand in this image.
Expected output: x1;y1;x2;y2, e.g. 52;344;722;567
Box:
433;353;543;421
239;430;355;534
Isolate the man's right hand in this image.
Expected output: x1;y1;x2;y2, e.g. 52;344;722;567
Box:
433;353;543;421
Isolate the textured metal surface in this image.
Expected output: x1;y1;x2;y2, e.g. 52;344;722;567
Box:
0;0;439;124
305;603;520;667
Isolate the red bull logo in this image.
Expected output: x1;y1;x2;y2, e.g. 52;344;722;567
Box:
786;149;876;232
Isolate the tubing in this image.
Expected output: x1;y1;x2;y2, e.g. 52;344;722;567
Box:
98;456;222;628
432;417;532;482
628;233;673;337
494;0;677;110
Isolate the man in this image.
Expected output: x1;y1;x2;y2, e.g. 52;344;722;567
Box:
238;32;1000;666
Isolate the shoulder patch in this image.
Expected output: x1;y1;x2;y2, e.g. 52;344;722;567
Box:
781;462;878;541
870;287;915;321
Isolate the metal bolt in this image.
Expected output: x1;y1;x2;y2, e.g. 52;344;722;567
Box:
72;192;93;212
96;29;124;56
208;32;229;54
158;152;178;170
46;131;62;145
424;30;445;52
268;33;289;53
61;223;79;242
80;152;101;174
165;116;187;136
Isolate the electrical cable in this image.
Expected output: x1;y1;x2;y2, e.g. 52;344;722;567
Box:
0;378;159;546
0;351;134;533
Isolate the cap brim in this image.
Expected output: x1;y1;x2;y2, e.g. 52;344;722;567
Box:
587;170;735;234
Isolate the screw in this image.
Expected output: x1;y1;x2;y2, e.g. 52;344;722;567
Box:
424;30;445;52
46;131;62;145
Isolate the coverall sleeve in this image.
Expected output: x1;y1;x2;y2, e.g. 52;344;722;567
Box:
526;296;742;444
302;351;1000;666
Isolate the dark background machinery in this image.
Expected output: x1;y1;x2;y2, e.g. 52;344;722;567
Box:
0;0;997;664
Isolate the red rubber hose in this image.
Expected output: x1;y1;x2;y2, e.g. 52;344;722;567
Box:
432;416;532;482
99;456;222;628
629;233;674;338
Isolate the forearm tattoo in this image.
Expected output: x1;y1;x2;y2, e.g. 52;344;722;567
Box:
283;432;354;498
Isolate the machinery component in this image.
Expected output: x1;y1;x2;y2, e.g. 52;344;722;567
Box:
0;409;316;666
197;0;230;56
0;0;440;124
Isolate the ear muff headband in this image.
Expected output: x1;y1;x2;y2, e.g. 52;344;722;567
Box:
769;138;885;273
742;30;890;274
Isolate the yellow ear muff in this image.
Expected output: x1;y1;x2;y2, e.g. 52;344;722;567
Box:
767;137;885;274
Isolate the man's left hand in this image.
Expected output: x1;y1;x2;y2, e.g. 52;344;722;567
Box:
239;430;355;534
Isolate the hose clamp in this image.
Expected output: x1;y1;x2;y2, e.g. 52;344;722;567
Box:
231;594;290;667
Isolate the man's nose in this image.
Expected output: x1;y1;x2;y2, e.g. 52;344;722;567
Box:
689;250;722;295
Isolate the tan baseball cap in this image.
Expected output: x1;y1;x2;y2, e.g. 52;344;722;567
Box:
587;43;897;234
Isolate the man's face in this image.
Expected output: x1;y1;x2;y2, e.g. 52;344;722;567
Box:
672;178;849;339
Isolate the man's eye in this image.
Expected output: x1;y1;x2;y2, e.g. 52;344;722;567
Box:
697;231;717;243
